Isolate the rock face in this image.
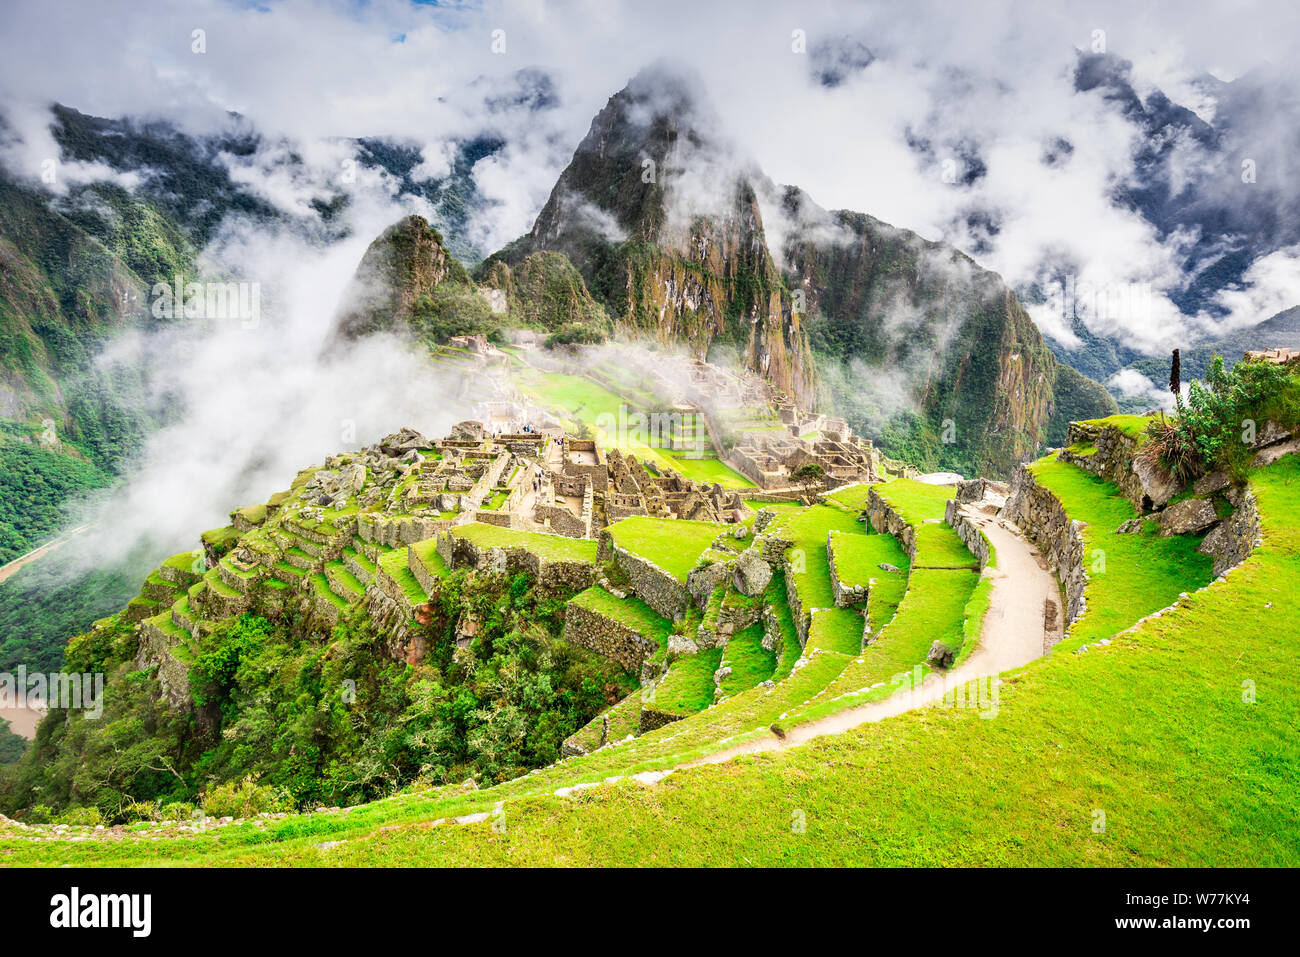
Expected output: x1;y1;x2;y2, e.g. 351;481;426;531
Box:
1197;487;1262;575
927;640;956;669
732;549;772;597
1060;420;1185;511
489;64;1113;474
1159;498;1217;537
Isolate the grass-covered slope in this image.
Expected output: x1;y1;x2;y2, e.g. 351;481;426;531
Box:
4;445;1288;866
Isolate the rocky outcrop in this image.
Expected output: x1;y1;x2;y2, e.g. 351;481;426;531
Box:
1197;487;1262;575
732;549;772;597
1060;421;1183;510
1159;498;1217;537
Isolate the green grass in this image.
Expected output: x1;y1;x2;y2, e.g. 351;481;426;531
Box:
649;647;724;716
912;524;979;568
311;573;350;611
1029;455;1216;643
409;539;447;578
606;516;722;582
827;530;907;589
13;458;1298;868
664;453;756;489
718;624;776;696
571;587;673;649
377;549;429;607
452;523;598;564
872;478;955;525
824;482;875;510
1077;413;1155;441
772;505;867;655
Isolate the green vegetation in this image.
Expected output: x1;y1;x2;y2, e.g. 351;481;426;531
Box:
1029;455;1216;643
0;441;111;564
0;570;634;821
453;523;598;564
1147;356;1300;480
606;516;721;581
650;647;724;717
718;624;776;697
571;587;671;649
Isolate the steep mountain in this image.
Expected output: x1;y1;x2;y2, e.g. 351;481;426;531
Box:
775;192;1115;474
485;65;1114;476
484;65;818;409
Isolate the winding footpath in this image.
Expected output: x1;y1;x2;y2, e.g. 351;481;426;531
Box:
687;497;1060;767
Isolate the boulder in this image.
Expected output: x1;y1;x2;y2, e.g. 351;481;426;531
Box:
1192;470;1230;497
927;640;956;668
667;632;699;656
732;549;773;597
1132;454;1183;509
1159;498;1217;537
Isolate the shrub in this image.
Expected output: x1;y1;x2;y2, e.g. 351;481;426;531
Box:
54;805;102;826
201;775;292;819
160;801;196;821
1149;355;1300;478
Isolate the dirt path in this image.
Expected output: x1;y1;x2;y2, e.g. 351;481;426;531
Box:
687;500;1058;767
0;523;92;585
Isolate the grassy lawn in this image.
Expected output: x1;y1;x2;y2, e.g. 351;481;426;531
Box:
1028;455;1215;643
664;452;756;489
1077;413;1155;440
872;478;955;524
453;523;598;564
719;623;776;697
651;647;724;716
570;587;672;649
824;482;875;510
827;530;908;589
912;524;979;568
606;516;722;582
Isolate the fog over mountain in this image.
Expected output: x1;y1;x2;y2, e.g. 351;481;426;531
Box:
3;0;1300;568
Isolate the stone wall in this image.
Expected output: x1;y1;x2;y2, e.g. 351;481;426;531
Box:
826;534;867;608
1059;422;1182;511
605;540;691;621
563;602;661;671
358;513;454;548
1003;464;1087;627
1198;485;1262;575
866;488;917;560
944;500;994;570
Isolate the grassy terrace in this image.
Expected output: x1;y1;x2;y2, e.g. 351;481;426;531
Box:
824;482;874;510
718;623;776;697
651;647;724;717
1028;454;1215;644
24;452;1284;867
827;530;907;589
1077;413;1155;440
452;523;598;564
606;516;722;582
772;505;872;656
789;567;980;723
872;478;955;525
15;451;1296;867
570;587;672;650
377;549;429;606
